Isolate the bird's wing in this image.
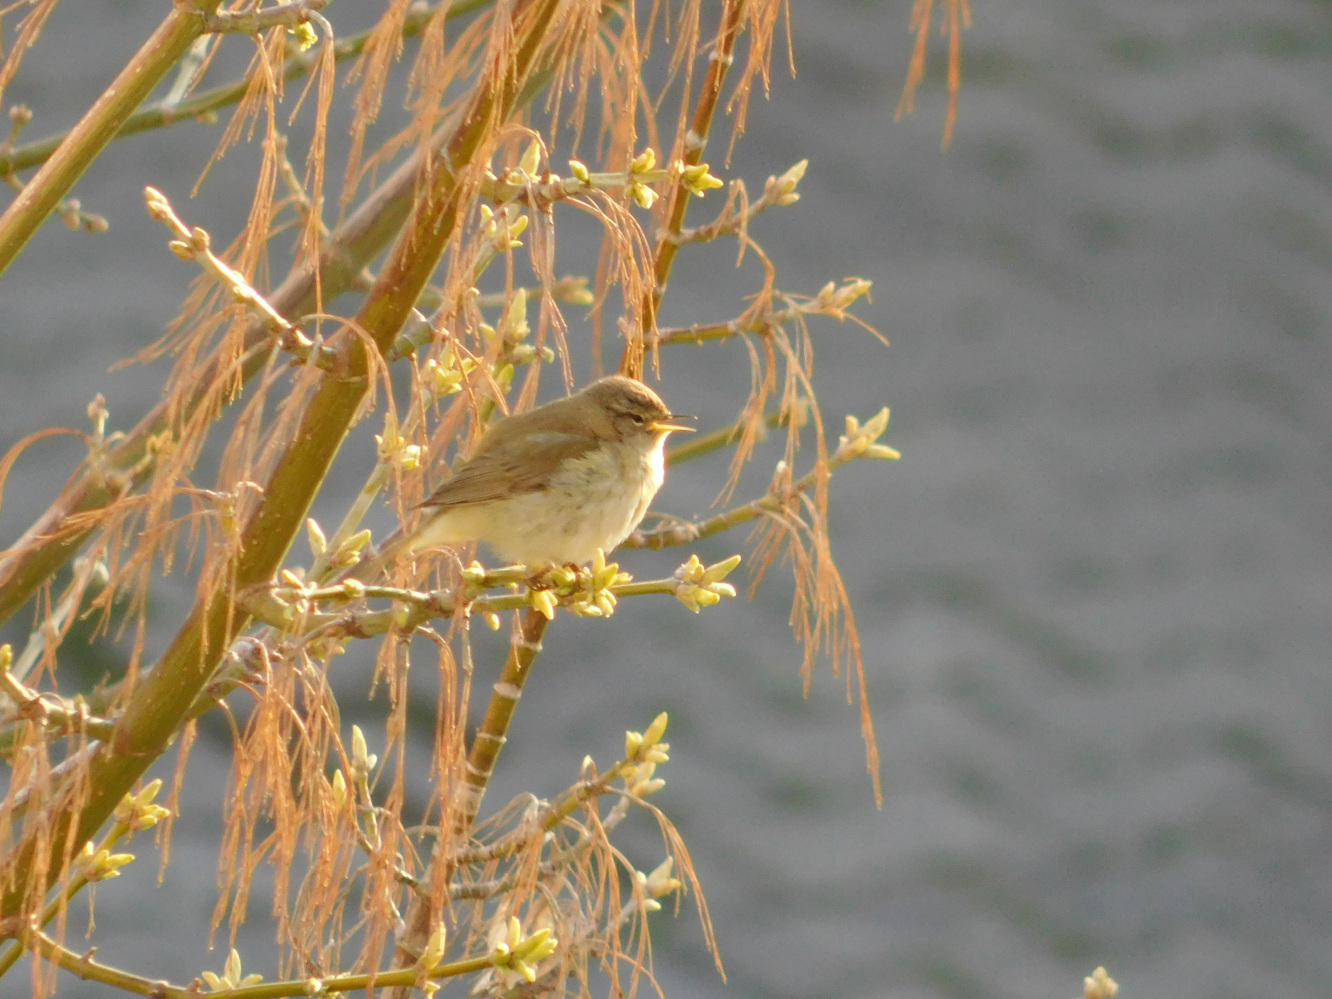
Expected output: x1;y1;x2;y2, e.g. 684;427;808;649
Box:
419;431;598;509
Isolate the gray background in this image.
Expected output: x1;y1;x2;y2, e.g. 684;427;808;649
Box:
3;1;1331;997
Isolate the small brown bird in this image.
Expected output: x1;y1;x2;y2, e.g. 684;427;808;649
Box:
365;375;691;575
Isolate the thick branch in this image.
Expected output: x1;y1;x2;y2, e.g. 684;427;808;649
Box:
462;608;550;832
391;606;550;993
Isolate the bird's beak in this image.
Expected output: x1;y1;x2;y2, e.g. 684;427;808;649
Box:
653;416;696;433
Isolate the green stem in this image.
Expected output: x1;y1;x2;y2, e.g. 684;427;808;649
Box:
0;818;129;978
626;445;864;550
665;404;800;465
462;608;550;831
26;924;497;999
390;605;550;990
627;0;746;375
449;757;640;869
653;305;801;346
245;569;704;639
202;0;333;35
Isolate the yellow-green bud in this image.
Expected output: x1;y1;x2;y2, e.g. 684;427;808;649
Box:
630;148;657;174
643;712;668;747
306;518;327;557
530;589;558;620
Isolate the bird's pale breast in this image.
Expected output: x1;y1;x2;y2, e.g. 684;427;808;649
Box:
411;436;666;566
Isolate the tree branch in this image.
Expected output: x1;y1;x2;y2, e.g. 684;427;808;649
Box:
626;0;747;376
0;0;496;176
0;0;223;275
0;31;568;629
0;0;567;927
200;0;332;35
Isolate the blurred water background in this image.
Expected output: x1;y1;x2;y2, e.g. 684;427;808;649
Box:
2;1;1331;996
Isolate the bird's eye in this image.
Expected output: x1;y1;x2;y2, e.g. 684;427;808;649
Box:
629;412;648;426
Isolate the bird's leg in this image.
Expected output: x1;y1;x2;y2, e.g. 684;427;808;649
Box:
523;563;561;591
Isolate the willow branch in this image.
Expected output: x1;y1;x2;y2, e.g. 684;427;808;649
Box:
626;414;899;550
461;608;550;834
24;924;501;999
664;159;807;246
201;0;332;35
448;768;645;900
385;605;549;996
0;816;127;977
0;1;223;276
449;752;655;870
0;674;116;758
0;0;567;924
653;278;874;349
0;778;165;977
625;0;747;375
144;187;311;352
0;0;496;176
0;146;412;626
242;558;740;642
5;556;107;687
664;403;803;465
0;18;567;629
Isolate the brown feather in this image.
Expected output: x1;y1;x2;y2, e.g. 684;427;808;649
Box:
420;431;601;509
418;376;673;511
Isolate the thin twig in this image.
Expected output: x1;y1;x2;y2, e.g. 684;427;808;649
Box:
144;186;312;353
0;1;224;275
24;924;501;999
201;0;333;35
664;159;807;246
627;411;898;549
626;0;748;376
0;0;570;927
0;0;497;175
